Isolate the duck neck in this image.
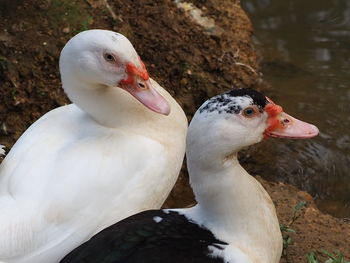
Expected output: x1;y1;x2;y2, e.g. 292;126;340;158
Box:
188;153;258;228
62;76;161;129
186;149;281;257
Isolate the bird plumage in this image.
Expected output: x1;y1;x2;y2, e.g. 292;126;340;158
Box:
61;210;227;263
60;88;318;263
0;30;187;262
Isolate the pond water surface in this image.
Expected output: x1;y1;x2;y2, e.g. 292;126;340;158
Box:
241;0;350;217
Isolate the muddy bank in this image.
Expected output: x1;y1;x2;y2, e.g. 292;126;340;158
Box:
0;0;348;262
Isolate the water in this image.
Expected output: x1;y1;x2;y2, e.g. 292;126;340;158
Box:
241;0;350;217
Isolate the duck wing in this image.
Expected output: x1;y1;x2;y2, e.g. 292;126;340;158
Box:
60;210;228;263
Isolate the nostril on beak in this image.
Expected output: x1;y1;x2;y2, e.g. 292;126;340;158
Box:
138;82;146;89
281;118;290;127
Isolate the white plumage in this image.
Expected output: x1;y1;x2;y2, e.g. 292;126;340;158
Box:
179;90;318;263
59;89;318;263
0;30;187;262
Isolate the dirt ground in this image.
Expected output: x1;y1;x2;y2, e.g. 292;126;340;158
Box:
0;0;348;262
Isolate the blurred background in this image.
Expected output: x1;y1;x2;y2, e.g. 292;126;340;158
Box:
241;0;350;218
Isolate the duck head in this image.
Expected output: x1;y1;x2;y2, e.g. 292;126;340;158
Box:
59;29;170;115
187;88;319;167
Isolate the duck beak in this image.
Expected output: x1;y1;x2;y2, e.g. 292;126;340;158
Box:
119;61;170;115
120;78;170;116
264;108;319;139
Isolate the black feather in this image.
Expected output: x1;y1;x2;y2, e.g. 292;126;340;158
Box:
60;210;228;263
199;88;268;114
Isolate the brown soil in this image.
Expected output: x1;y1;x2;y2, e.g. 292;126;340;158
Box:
0;0;348;262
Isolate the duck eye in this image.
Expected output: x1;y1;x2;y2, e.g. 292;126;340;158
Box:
242;107;256;118
103;53;116;63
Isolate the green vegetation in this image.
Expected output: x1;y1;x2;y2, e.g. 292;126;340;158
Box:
307;250;350;263
280;201;306;260
280;201;349;263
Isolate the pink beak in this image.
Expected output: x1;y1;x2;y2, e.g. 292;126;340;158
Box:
266;111;319;139
120;78;170;116
123;78;170;115
119;61;170;115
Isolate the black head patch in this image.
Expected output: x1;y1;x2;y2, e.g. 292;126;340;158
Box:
199;88;268;114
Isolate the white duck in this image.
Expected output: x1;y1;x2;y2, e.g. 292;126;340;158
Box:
0;30;187;262
61;88;319;263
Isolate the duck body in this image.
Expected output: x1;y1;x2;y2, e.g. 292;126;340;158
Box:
60;165;281;263
0;30;187;262
61;88;318;263
60;209;228;263
60;161;280;263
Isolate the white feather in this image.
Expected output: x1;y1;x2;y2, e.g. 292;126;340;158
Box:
168;95;282;263
0;30;187;262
